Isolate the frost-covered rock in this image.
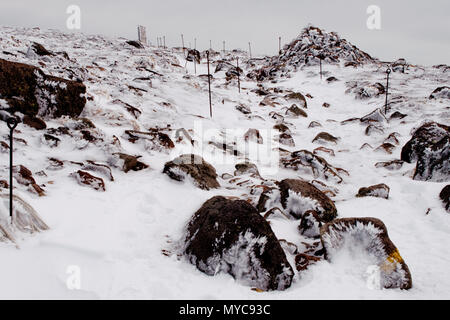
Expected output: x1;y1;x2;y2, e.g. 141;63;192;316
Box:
163;154;220;190
401;122;450;182
281;150;343;183
375;160;404;171
356;183;390;199
123;129;175;152
429;86;450;99
360;108;387;124
70;170;106;191
439;185;450;212
183;196;294;291
279;179;337;221
298;210;323;238
285;104;307;118
320;217;412;290
312;132;339;145
0;58;86;118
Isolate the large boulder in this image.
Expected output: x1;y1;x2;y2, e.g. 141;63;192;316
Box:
440;185;450;212
183;196;294;291
401;122;450;182
279;179;337;221
320;217;412;290
0;58;86;118
163;154;220;190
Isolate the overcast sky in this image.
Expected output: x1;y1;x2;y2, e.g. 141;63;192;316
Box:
1;0;449;66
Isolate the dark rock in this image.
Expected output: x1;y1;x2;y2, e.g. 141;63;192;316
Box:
13;165;36;186
326;76;338;83
114;153;149;173
389;111;407;120
234;162;260;177
357;183;390;199
42;133;61;147
23;115;46;130
124;129;175;151
163;154;220;190
278;133;295;147
0;180;9;189
29;42;53;56
0;58;86;118
365;124;384;136
320;217;412;290
126;40;144;49
295;253;321;271
273;123;291;133
235;104;251;115
285;104;307;117
429;86;450;99
375;143;396;154
401;122;450;182
244;129;263;144
183;196;294;291
298;210;323;238
281;150;343;183
360;108;387;123
279;179;337;221
308;121;322;128
439;185;450;212
312;132;339;144
375;160;404;170
322;102;330;108
340;117;360;125
186;49;201;64
70;170;105;191
284;92;307;108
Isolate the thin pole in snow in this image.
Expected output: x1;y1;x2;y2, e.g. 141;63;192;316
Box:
248;42;252;59
278;36;281;54
163;36;166;48
223;41;225;56
181;34;185;54
209;40;212;51
6;117;18;223
206;50;212;118
385;67;391;114
237;57;240;93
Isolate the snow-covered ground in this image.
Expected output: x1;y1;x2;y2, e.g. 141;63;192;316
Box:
0;26;449;299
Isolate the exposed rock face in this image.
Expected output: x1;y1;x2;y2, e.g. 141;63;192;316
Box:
0;58;86;118
320;218;412;290
163;154;220;190
401;122;450;182
279;179;337;221
357;183;390;199
429;86;450;99
183;196;294;291
70;170;106;191
440;185;450;212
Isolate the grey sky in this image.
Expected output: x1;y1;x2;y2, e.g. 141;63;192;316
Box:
1;0;449;66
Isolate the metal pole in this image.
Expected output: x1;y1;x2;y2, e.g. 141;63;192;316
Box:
278;36;281;54
237;57;240;93
206;51;212;118
6;117;18;222
163;36;166;48
209;40;212;51
181;34;185;54
385;68;391;114
319;58;322;80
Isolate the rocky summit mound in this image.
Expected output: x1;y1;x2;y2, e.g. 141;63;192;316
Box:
248;25;376;81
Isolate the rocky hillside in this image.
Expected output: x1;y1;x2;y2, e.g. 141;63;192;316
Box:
0;25;449;299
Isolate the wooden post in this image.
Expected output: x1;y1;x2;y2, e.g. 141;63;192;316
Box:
206;51;212;118
385;68;391;114
6;117;18;222
237;57;240;93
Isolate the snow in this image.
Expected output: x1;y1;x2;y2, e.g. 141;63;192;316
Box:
0;25;449;299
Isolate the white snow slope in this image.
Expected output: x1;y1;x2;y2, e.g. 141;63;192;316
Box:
0;26;449;299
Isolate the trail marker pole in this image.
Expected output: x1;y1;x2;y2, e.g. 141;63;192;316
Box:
206;51;212;118
278;36;281;54
237;57;240;93
385;67;391;114
6;117;18;222
163;36;166;48
209;40;212;51
181;34;185;54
